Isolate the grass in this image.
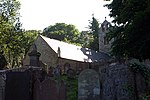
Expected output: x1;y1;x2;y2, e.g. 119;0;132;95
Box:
59;75;78;100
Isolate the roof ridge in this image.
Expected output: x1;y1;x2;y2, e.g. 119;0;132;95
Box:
39;35;110;62
40;35;82;48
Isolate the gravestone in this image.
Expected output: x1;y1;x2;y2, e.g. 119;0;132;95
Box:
28;44;41;67
33;79;57;100
58;80;66;100
33;79;66;100
100;64;136;100
78;69;100;100
33;80;40;100
5;71;32;100
67;69;75;79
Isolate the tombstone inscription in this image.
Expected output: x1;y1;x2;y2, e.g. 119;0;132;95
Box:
78;69;100;100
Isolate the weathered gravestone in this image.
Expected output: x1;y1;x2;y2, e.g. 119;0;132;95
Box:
33;79;57;100
100;64;136;100
33;79;66;100
58;80;66;100
5;71;32;100
78;69;100;100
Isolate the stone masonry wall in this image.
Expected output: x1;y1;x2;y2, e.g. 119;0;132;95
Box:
99;64;136;100
23;36;58;67
23;36;90;72
58;58;89;73
97;63;148;100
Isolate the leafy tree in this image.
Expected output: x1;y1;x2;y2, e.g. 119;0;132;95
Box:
77;31;93;48
0;0;39;68
23;30;39;54
0;51;7;69
88;16;99;51
42;23;80;45
0;0;22;68
106;0;150;60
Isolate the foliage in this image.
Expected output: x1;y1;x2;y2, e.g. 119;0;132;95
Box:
141;94;150;100
0;0;22;68
123;84;134;98
77;31;93;48
129;59;150;99
106;0;150;60
23;30;39;54
129;60;150;89
42;23;80;45
88;16;99;51
0;51;7;69
0;0;38;68
60;75;78;100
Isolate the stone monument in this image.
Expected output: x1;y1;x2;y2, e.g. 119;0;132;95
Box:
78;69;100;100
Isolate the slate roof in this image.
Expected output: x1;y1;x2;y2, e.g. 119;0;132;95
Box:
40;35;110;62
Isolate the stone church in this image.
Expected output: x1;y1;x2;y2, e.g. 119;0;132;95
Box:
23;19;112;73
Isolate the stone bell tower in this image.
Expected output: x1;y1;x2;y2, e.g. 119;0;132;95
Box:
99;17;112;53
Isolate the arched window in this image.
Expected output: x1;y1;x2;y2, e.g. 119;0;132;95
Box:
104;36;109;45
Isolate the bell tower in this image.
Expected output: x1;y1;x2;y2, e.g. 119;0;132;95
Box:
99;17;112;53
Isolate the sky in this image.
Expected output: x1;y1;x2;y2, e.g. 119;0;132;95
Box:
19;0;112;31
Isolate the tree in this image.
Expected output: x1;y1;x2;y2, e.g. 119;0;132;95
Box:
88;16;99;51
0;0;23;68
0;51;7;69
42;23;80;45
23;30;39;54
0;0;40;68
77;31;93;48
106;0;150;60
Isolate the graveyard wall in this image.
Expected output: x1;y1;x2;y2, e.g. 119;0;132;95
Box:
98;63;148;100
0;68;67;100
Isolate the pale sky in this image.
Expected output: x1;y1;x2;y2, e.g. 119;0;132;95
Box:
19;0;112;31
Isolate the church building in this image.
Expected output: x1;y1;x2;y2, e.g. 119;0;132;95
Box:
23;19;112;73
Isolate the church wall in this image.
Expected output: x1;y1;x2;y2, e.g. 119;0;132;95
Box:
23;35;90;72
23;35;58;67
58;58;90;74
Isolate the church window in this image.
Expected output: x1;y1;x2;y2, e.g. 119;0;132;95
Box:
102;25;105;32
104;36;109;45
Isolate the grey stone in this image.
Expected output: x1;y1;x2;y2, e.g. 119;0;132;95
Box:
78;69;100;100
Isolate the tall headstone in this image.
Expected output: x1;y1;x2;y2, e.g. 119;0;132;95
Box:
58;80;66;100
78;69;100;100
33;79;66;100
28;44;41;67
5;71;32;100
100;64;136;100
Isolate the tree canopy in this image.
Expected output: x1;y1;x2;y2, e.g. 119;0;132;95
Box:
42;23;80;45
0;0;22;67
88;16;99;51
77;31;93;48
106;0;150;60
0;0;38;68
